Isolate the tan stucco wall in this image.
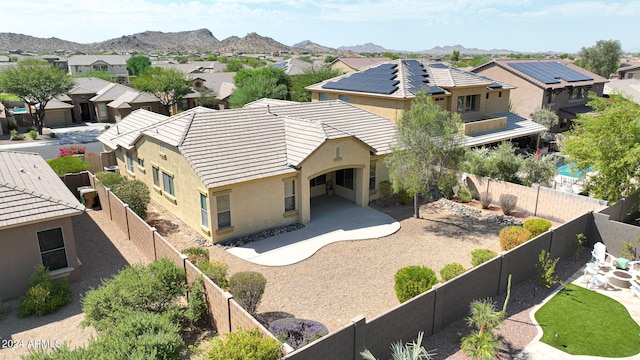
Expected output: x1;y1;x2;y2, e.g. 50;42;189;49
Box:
311;91;412;123
330;62;355;74
43;109;73;127
474;66;544;118
0;217;79;300
484;90;511;114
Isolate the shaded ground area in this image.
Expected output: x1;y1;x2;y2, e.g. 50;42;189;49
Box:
0;210;146;359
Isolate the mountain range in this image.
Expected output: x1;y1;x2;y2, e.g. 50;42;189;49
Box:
0;29;519;55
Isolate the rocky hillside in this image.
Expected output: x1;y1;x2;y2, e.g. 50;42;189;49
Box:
216;32;291;53
90;28;220;53
293;40;335;54
0;33;85;53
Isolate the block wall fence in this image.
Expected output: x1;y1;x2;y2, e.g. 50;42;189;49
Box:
75;172;636;359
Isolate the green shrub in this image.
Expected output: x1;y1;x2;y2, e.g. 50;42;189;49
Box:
228;271;267;316
471;249;497;267
458;185;473;203
523;218;552;238
92;311;184;359
111;180;150;219
96;172;125;188
82;258;186;331
185;278;206;324
440;263;466;282
394;266;438;303
499;226;532;251
19;265;71;317
437;173;458;200
46;156;90;176
202;327;283;360
10;129;24;140
28;129;37;140
198;260;229;288
398;189;413;205
379;180;393;206
536;250;559;288
182;247;209;264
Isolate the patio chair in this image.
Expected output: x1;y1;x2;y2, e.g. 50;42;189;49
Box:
591;242;615;272
628;261;640;278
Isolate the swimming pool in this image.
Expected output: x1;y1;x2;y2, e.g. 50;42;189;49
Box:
11;108;27;114
557;162;586;178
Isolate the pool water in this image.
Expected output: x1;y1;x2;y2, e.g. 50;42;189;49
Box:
11;108;27;114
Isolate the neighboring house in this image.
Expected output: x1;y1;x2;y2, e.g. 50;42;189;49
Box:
90;82;164;122
472;59;608;133
0;150;84;299
67;77;115;122
68;55;130;83
604;78;640;104
616;64;640;80
97;100;396;244
37;98;75;127
271;58;318;76
329;57;392;74
152;61;223;74
41;55;69;72
182;72;237;110
307;59;547;148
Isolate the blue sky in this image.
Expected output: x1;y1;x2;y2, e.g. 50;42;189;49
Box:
6;0;640;53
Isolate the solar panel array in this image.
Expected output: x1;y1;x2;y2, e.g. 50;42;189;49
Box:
322;63;400;94
404;60;446;95
509;62;593;84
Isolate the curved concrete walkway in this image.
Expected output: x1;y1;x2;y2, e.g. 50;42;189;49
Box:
225;196;400;266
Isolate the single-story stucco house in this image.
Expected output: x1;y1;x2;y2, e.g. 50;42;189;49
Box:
97;99;397;244
0;151;84;299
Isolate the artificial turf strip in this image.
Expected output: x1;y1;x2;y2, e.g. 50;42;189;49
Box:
534;284;640;357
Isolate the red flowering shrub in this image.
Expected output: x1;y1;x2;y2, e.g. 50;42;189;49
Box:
58;146;86;158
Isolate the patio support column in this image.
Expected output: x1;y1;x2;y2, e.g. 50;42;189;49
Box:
355;167;368;207
301;176;311;224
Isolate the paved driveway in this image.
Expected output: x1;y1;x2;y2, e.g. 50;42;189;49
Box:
225;195;400;266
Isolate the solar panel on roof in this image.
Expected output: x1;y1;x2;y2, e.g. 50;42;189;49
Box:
429;63;449;69
320;62;400;94
509;62;592;84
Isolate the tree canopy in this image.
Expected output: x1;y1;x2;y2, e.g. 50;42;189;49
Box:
530;107;558;140
0;59;74;134
229;67;291;108
578;40;623;78
289;67;342;102
126;54;151;76
561;94;640;202
132;67;191;115
385;91;465;218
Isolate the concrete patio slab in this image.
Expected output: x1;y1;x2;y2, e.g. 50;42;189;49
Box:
225;196;400;266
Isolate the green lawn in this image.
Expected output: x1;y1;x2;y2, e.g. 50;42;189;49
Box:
535;284;640;357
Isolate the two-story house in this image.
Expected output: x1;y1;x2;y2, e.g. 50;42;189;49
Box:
68;55;130;83
306;59;547;148
472;59;608;133
97;100;396;244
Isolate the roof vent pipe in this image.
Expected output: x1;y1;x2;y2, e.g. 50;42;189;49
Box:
267;105;271;114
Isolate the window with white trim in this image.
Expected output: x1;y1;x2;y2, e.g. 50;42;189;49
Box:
284;180;296;212
126;151;134;173
98;103;107;118
37;228;68;271
152;166;159;187
162;171;174;196
457;94;479;112
216;194;231;229
200;193;209;229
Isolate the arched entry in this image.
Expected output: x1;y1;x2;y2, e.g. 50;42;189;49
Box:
305;166;367;223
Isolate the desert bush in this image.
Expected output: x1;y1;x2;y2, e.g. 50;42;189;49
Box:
269;317;329;350
471;249;497;267
361;332;434;360
184;278;206;325
10;129;25;140
536;250;559;288
499;194;517;216
572;233;586;262
96;172;125;188
198;260;229;288
228;271;266;316
440;263;466;282
182;247;209;264
437;172;458;200
394;266;438;303
523;218;552;238
479;192;492;209
46;156;90;176
499;226;532;251
82;258;186;331
111;180;150;219
202;327;283;360
28;129;37;140
398;189;413;205
19;265;71;317
458;185;473;203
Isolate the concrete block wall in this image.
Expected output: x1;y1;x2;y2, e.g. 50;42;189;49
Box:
108;191;128;237
125;207;156;261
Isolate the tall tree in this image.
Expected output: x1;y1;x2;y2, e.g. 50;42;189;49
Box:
578;40;623;78
561;94;640;202
290;67;342;102
228;75;289;108
132;67;191;115
126;54;151;76
0;59;74;134
385;91;465;218
451;50;461;62
530;107;558;141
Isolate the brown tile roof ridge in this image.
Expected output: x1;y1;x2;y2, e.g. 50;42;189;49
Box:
0;182;84;210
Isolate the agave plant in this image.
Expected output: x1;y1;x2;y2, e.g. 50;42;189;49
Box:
360;331;435;360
